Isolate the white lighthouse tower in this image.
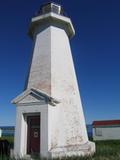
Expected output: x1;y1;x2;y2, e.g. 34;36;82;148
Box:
12;2;95;158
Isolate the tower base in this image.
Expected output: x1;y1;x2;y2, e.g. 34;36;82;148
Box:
49;141;95;158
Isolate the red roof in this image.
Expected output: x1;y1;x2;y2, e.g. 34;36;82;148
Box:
92;120;120;127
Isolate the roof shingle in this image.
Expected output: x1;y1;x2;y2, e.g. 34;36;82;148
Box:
92;120;120;127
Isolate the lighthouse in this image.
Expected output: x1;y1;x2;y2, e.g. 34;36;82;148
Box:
12;2;95;158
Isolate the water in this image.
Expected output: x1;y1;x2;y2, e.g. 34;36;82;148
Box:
0;126;14;137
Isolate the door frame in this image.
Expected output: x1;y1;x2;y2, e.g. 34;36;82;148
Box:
24;113;40;155
27;114;40;155
14;104;48;158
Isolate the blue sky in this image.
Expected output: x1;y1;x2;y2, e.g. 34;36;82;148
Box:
0;0;120;126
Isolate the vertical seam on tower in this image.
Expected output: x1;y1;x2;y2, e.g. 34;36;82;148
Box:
50;26;52;96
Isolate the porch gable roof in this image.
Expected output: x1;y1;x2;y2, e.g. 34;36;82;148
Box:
11;87;60;106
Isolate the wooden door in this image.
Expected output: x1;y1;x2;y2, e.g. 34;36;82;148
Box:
27;115;40;154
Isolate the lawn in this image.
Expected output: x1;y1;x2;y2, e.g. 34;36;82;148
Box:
0;136;14;148
0;140;120;160
84;140;120;160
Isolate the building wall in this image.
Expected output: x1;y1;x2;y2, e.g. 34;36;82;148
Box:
27;26;51;94
27;25;88;149
93;126;120;140
14;102;48;158
50;26;88;146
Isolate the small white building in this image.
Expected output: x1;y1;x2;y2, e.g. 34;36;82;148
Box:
93;120;120;141
0;128;2;138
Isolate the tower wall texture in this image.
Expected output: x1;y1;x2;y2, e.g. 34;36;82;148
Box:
27;27;51;94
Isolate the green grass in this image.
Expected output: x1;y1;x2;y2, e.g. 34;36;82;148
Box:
0;136;14;144
0;136;14;148
0;140;120;160
92;140;120;160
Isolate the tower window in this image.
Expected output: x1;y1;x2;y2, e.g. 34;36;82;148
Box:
42;3;61;15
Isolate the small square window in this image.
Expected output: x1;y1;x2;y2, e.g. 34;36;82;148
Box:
51;5;60;14
95;128;102;136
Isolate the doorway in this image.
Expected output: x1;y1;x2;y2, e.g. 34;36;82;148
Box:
27;115;40;155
